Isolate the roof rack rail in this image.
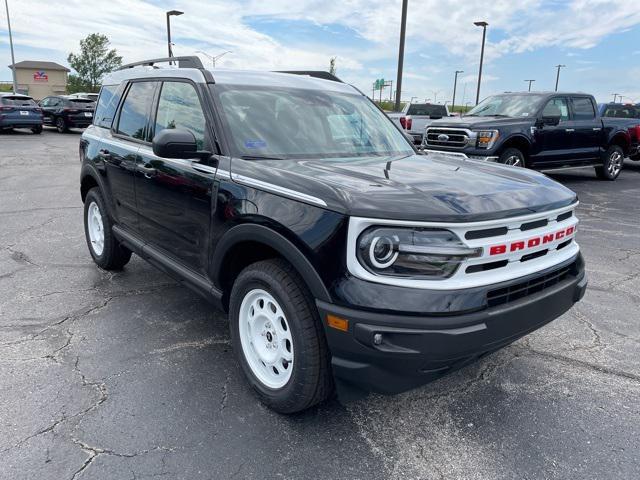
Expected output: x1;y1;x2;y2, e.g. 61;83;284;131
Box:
276;71;343;83
118;56;205;70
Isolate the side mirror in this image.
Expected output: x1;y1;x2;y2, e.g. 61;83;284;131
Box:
152;128;210;160
539;114;561;126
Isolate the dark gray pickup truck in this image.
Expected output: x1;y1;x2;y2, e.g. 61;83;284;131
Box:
422;92;640;180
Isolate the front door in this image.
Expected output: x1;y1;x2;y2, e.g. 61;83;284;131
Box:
531;97;573;166
134;80;217;275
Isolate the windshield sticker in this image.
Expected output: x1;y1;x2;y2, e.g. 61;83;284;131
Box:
244;140;267;149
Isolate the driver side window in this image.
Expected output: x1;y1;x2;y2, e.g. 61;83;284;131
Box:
542;98;569;122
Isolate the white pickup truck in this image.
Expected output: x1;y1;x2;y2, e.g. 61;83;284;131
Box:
388;103;450;144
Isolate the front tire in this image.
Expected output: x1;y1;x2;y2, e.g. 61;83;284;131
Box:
55;117;68;133
498;148;526;167
229;259;333;413
595;145;624;180
83;187;132;270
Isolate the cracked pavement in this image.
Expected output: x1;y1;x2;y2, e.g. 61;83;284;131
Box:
1;129;639;479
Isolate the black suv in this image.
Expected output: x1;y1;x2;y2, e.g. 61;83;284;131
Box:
80;57;587;413
40;95;96;132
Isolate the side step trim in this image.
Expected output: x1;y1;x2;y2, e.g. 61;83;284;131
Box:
112;225;223;309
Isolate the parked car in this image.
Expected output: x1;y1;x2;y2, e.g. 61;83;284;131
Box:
597;102;640;119
423;92;640;180
69;92;100;102
0;93;43;134
80;57;586;413
40;95;96;132
388;103;449;144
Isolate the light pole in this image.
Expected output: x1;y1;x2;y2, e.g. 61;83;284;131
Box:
452;70;463;113
525;79;535;92
554;64;565;92
612;93;619;103
166;10;184;64
474;21;488;105
4;0;18;93
432;90;441;103
196;50;232;68
394;0;408;112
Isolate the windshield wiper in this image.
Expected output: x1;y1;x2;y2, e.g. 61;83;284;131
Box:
240;154;286;161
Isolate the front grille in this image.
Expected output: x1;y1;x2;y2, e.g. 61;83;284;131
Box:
425;128;470;148
486;263;575;308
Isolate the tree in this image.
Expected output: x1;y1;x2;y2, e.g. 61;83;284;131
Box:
329;57;337;76
67;33;122;92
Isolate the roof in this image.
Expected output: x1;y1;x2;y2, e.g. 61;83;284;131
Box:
102;66;357;95
0;92;32;98
9;61;70;72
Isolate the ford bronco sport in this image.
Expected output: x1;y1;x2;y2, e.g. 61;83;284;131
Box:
80;57;587;413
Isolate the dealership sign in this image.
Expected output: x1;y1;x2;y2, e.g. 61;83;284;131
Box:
33;71;48;82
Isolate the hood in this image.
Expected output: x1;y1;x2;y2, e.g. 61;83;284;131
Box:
429;115;532;130
232;153;577;222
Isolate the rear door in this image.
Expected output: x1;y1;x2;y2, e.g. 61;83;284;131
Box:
40;97;58;125
569;96;601;160
134;80;217;275
104;80;159;232
531;96;573;165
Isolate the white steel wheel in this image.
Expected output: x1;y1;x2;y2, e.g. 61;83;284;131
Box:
238;289;294;389
87;201;105;256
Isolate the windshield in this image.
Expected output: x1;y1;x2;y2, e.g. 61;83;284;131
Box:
215;85;413;159
1;96;37;106
466;95;543;118
406;104;447;117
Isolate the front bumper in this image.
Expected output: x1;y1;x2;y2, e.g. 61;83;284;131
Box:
318;256;586;395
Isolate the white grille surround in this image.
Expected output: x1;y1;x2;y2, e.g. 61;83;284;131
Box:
346;203;580;290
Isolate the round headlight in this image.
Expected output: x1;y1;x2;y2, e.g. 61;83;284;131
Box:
369;235;399;268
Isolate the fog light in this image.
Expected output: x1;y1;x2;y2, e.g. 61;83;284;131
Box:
373;333;383;345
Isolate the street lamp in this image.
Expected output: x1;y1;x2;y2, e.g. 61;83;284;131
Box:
4;0;18;93
612;93;619;103
554;64;565;92
196;50;232;68
452;70;463;113
474;21;488;105
394;0;409;112
431;90;441;103
166;10;184;64
525;79;535;92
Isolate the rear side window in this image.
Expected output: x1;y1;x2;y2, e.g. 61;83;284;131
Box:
1;96;37;106
406;104;447;117
153;81;206;149
95;85;123;128
116;82;157;140
572;97;595;120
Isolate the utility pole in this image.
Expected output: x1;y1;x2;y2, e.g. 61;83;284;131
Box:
452;70;463;112
394;0;408;112
554;64;565;92
474;21;488;105
525;79;535;92
4;0;18;93
166;10;184;64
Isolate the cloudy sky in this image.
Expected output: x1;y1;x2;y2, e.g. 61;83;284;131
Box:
2;0;640;104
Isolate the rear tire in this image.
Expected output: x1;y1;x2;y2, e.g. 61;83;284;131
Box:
229;259;333;413
55;117;68;133
595;145;624;180
83;187;132;270
498;148;526;167
32;125;43;134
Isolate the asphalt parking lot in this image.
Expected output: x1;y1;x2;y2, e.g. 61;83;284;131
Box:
1;128;639;480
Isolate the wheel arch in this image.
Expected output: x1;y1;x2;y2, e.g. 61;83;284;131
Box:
212;223;332;309
609;131;630;155
498;135;531;158
80;165;116;219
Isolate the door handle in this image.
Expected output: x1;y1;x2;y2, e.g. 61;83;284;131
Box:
565;128;575;132
593;127;602;131
139;164;157;178
98;149;111;160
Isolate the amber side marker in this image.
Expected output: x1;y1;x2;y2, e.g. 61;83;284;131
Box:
327;315;349;332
